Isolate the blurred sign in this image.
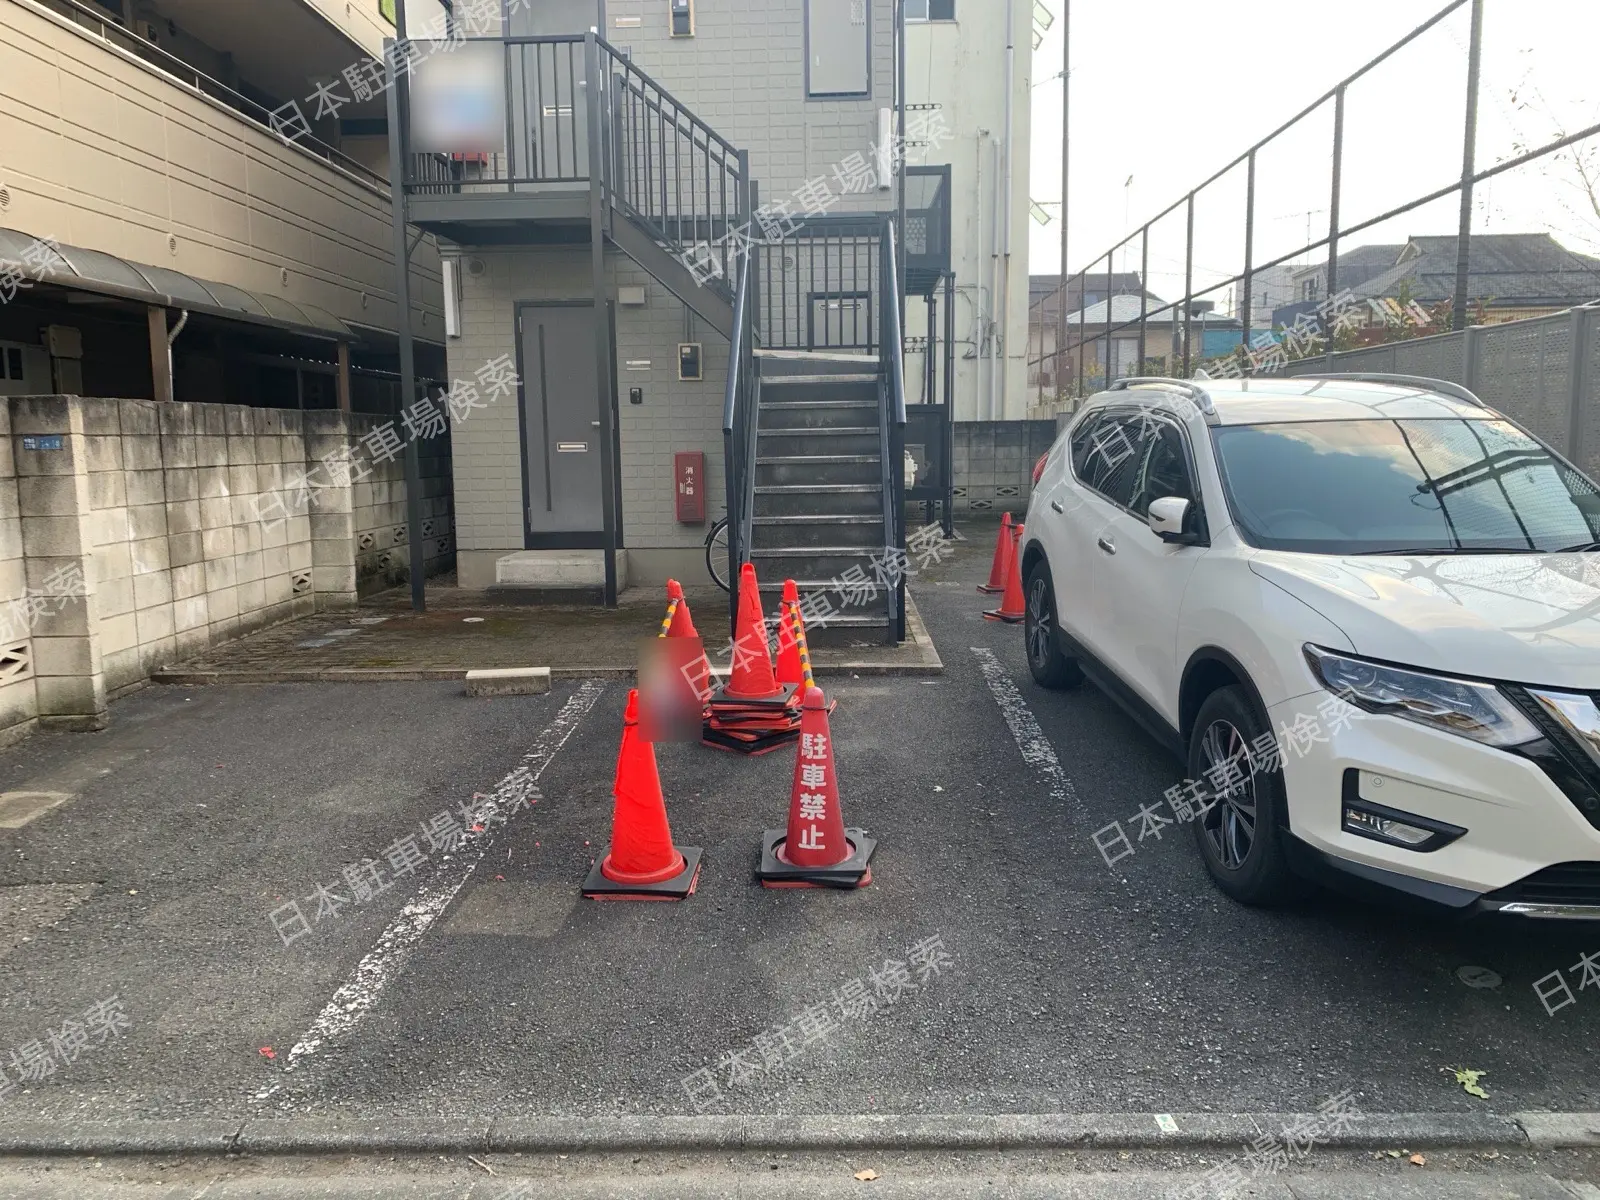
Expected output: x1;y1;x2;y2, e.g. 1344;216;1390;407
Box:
410;44;507;155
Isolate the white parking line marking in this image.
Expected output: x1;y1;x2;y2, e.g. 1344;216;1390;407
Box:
970;647;1082;816
270;681;606;1082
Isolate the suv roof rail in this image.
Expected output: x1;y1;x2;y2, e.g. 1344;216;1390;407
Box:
1108;375;1216;415
1299;372;1486;408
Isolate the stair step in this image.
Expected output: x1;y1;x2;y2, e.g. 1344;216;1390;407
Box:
755;484;879;493
755;455;880;464
756;349;878;364
760;426;878;436
751;546;887;556
752;514;884;525
760;400;878;410
762;374;879;387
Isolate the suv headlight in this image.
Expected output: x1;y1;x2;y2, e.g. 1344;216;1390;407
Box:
1303;646;1540;748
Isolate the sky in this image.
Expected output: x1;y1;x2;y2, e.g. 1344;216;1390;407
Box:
1026;0;1600;312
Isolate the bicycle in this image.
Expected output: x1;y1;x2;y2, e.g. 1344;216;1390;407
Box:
704;516;731;592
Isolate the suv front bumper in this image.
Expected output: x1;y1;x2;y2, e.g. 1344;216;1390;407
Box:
1266;694;1600;917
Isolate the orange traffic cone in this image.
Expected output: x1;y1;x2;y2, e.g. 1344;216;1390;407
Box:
978;512;1013;593
663;579;712;704
582;689;702;900
724;562;781;700
704;563;801;755
665;579;700;640
775;579;804;688
983;522;1026;623
756;685;876;889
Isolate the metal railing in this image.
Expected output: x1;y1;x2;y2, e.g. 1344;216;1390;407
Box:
401;32;748;295
607;50;746;286
753;214;887;352
32;0;387;187
722;229;760;624
1029;0;1600;407
880;220;908;642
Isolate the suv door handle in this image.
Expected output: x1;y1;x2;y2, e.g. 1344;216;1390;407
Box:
1050;499;1064;513
1097;536;1116;555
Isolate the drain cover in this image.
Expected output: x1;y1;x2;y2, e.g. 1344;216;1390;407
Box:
1457;965;1502;989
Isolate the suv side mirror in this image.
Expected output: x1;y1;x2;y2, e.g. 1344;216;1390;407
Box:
1148;496;1198;545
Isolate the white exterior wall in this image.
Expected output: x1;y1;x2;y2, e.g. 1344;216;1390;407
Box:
903;1;1032;422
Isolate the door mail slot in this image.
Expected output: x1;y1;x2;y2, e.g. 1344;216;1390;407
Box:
556;442;589;453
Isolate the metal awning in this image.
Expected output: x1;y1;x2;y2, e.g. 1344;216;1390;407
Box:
0;227;359;344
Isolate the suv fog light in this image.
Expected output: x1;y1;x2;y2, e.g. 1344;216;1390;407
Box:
1341;772;1466;852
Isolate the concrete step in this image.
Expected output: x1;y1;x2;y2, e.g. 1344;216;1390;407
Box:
754;483;882;517
756;454;881;486
751;514;884;550
758;427;880;456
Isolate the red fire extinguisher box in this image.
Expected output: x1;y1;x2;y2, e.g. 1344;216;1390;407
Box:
674;451;706;523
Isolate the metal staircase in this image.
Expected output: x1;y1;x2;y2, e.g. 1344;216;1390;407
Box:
724;221;908;644
397;31;907;639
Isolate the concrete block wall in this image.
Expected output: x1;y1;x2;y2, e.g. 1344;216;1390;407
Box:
448;246;727;589
0;396;456;738
343;417;455;599
950;421;1058;514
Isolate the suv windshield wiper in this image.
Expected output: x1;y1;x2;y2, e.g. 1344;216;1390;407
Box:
1556;540;1600;553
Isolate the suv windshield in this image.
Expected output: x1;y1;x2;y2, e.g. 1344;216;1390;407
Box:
1211;417;1600;554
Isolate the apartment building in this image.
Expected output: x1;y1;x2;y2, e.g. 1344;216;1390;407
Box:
1;0;446;404
399;0;955;641
0;0;452;737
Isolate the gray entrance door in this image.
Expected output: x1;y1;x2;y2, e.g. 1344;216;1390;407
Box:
520;303;605;538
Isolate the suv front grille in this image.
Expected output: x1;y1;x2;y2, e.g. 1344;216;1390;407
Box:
1503;687;1600;833
1484;861;1600;907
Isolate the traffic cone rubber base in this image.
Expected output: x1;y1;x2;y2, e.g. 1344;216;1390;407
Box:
982;606;1024;624
582;845;703;901
756;827;876;889
701;727;799;756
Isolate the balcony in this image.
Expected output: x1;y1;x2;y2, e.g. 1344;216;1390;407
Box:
0;0;441;348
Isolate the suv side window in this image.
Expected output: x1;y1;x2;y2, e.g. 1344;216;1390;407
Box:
1131;420;1197;519
1072;412;1149;509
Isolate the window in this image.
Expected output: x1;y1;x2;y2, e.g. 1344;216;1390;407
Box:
1131;421;1195;519
806;0;871;98
905;0;955;19
1211;417;1600;554
1072;412;1150;510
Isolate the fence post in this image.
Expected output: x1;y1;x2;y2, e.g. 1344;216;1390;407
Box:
1452;0;1485;335
1322;85;1346;368
1182;192;1194;377
1241;150;1256;354
1138;227;1148;375
1462;323;1480;395
1568;306;1590;467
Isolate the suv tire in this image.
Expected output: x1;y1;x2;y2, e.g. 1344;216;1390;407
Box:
1024;559;1084;690
1187;684;1301;906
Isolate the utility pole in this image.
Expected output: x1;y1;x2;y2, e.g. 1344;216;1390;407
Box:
1452;0;1485;334
1053;0;1069;406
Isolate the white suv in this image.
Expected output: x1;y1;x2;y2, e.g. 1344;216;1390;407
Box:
1022;373;1600;918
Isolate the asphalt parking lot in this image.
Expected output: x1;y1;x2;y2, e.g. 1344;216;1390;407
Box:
0;524;1597;1128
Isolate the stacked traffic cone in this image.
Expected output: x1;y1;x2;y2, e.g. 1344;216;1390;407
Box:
663;578;712;705
703;563;801;755
983;522;1026;623
582;689;702;900
774;579;805;688
978;512;1014;593
756;684;876;889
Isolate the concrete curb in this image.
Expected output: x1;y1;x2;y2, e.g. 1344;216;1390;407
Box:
152;659;945;687
0;1112;1577;1156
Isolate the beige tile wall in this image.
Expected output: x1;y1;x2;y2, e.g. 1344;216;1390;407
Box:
0;0;443;342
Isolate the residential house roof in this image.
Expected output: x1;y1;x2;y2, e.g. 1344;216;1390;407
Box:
1348;234;1600;305
1059;294;1239;329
